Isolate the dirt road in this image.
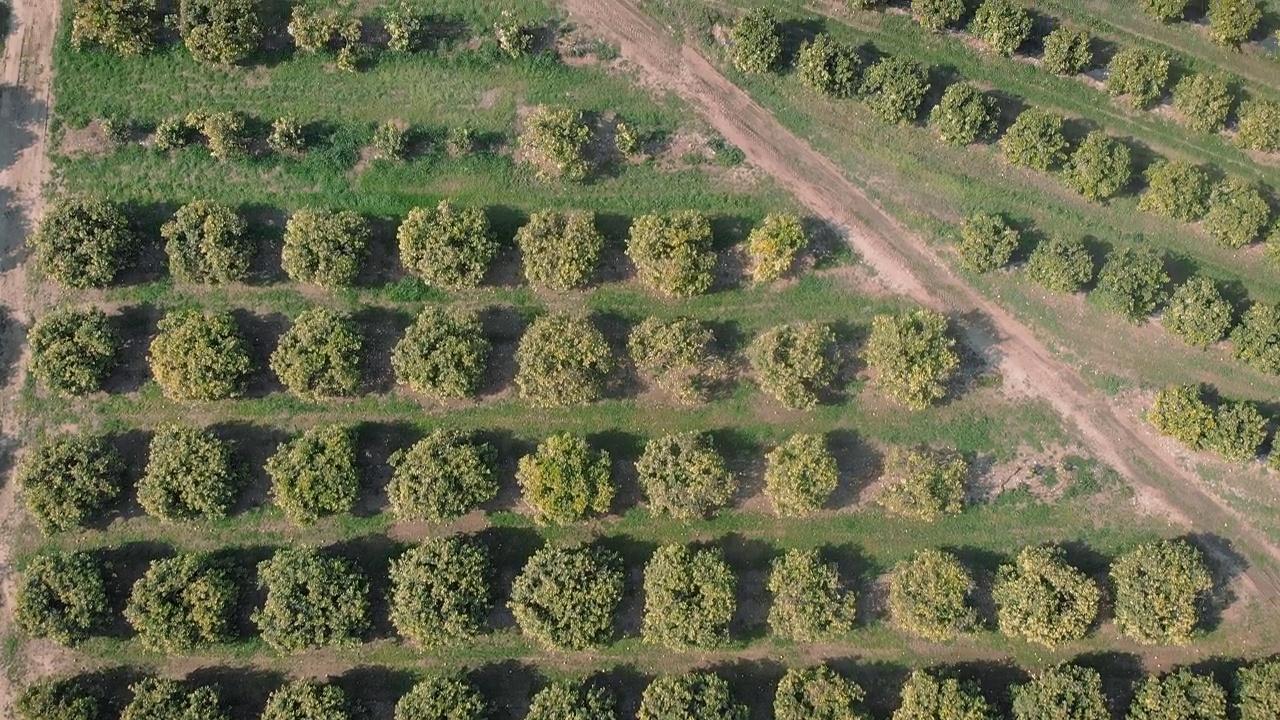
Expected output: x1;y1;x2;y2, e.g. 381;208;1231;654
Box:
562;0;1280;600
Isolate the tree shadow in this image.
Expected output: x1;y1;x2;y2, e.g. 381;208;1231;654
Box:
708;427;765;507
588;429;646;515
803;215;858;270
117;201;177;285
594;212;635;284
206;544;276;641
777;18;827;70
473;660;541;719
94;541;177;639
476;428;534;514
354;305;412;394
333;666;418;720
715;533;779;642
826;428;883;509
933;659;1030;719
717;658;788;715
591;309;643;400
208;421;290;513
1072;651;1145;718
240;202;288;285
232;309;289;397
75;666;150;719
595;535;659;640
827;658;912;717
329;534;414;641
477;304;528;398
187;667;288;720
475;526;545;631
104;304;161;394
594;665;649;720
352;420;420;517
826;541;881;627
940;545;1008;631
1183;532;1247;633
101;427;155;525
356;215;403;288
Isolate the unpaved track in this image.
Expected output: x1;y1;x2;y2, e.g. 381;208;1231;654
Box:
563;0;1280;600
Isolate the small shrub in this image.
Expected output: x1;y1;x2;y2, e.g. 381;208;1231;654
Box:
747;212;807;282
614;121;641;156
334;20;365;72
515;314;614;407
1231;302;1280;373
398;200;498;289
860;56;930;125
494;11;533;58
446;126;478;156
388;429;498;521
1011;665;1109;720
262;680;352;720
1093;246;1169;321
185;109;247;161
16;552;110;645
28;307;120;396
863;308;959;409
527;681;616;720
254;546;369;652
287;5;340;52
281;209;370;288
627;211;716;297
877;447;967;522
71;0;158;56
1172;74;1233;133
372;120;407;160
124;553;237;652
930;82;998;146
911;0;965;31
888;548;976;640
1139;160;1212;221
15;676;100;720
764;433;838;517
969;0;1031;56
1237;660;1280;720
1042;26;1093;75
1163;277;1233;348
796;34;860;97
120;677;225;720
1128;670;1228;720
1062;131;1132;202
147;309;252;402
389;537;492;648
1000;109;1069;170
1026;235;1094;292
642;544;736;649
179;0;261;65
894;671;990;720
396;675;486;720
1207;400;1267;460
1107;47;1170;108
749;322;839;409
510;543;624;649
1237;99;1280;152
729;8;781;73
767;548;856;642
1203;177;1271;248
18;433;123;534
638;673;746;720
628;316;725;404
31;196;137;288
153;115;189;150
161;199;251;284
270;308;363;399
268;116;306;154
517;433;613;524
956;212;1018;272
391;307;490;399
1149;383;1217;449
1143;0;1189;21
1207;0;1262;47
520;106;592;182
138;424;238;521
636;431;735;519
1111;539;1213;644
384;1;423;52
265;424;360;524
993;545;1100;647
516;210;603;290
774;665;868;720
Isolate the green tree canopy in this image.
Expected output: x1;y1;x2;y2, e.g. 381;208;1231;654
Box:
1107;46;1170;108
969;0;1031;56
1162;277;1233;348
930;83;999;146
29;307;120;396
911;0;966;31
389;536;492;648
265;424;360;525
627;211;716;297
397;200;498;289
281;209;369;288
1001;109;1069;171
774;664;870;720
517;210;604;290
642;544;736;650
270;308;363;399
1027;235;1094;292
71;0;159;55
388;429;498;521
147;309;252;402
764;432;839;517
1172;73;1233;133
993;545;1100;647
956;212;1019;273
18;432;123;534
1139;160;1212;221
863;308;959;409
1237;99;1280;152
519;106;592;182
1142;0;1189;21
510;543;624;650
161;199;251;283
124;553;237;652
860;56;931;125
395;675;486;720
1010;665;1109;720
767;548;857;642
254;546;370;652
515;314;615;407
1062;131;1132;202
1207;0;1262;47
517;433;614;524
261;680;352;720
138;424;239;521
888;548;976;641
121;677;226;720
892;671;990;720
31;196;137;288
392;306;490;399
749;322;839;409
1207;400;1267;461
628;316;726;404
1042;26;1093;75
638;673;747;720
527;681;616;720
747;212;808;282
1127;670;1227;720
636;431;736;519
1237;660;1280;720
15;552;110;645
1149;383;1217;449
1231;302;1280;373
1093;246;1169;321
729;8;781;73
1111;539;1213;645
15;676;100;720
876;447;967;522
179;0;261;64
1203;178;1271;248
796;34;861;97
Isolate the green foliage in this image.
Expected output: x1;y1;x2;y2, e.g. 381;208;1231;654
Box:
892;671;990;720
614;121;641;156
527;681;616;720
1042;26;1093;75
517;433;614;524
627;211;716;297
628;316;726;404
510;543;624;649
265;424;360;524
993;545;1100;647
254;546;369;652
1139;160;1212;221
1011;665;1109;720
384;2;423;52
729;8;781;73
863;308;959;409
516;210;604;290
1107;47;1170;108
287;5;340;52
520;106;592;182
774;664;869;720
1026;235;1094;292
1000;109;1069;171
270;307;363;399
764;433;838;517
153;115;190;151
494;11;533;58
515;314;614;407
179;0;261;65
1172;74;1233;132
28;307;119;396
392;307;489;399
147;310;252;401
138;424;238;521
388;429;498;521
1062;131;1132;201
1207;400;1267;460
397;200;497;290
281;209;370;288
1143;0;1189;21
1237;660;1280;720
888;548;976;640
396;675;486;720
796;34;861;97
15;552;110;645
749;322;839;409
124;553;237;652
268;116;306;154
638;673;747;720
185;109;247;161
1149;384;1217;449
447;125;479;156
1208;0;1261;47
642;544;736;650
389;537;492;648
1093;246;1169;321
877;447;967;522
372;120;408;160
1204;178;1271;248
956;212;1019;272
121;677;225;720
31;196;136;288
15;676;100;720
71;0;158;56
1162;277;1233;348
768;548;857;642
1111;539;1213;645
1237;99;1280;152
1231;302;1280;373
969;0;1031;56
262;680;352;720
911;0;966;31
161;199;252;283
636;431;736;519
747;212;808;282
860;56;931;125
1128;670;1227;720
930;83;999;146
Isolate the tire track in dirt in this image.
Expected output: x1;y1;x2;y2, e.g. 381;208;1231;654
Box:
563;0;1280;601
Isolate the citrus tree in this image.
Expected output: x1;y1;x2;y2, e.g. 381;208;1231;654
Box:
888;548;976;641
1026;235;1094;292
1042;26;1093;75
120;677;226;720
992;545;1100;647
519;106;592;182
1127;670;1227;720
28;307;120;396
254;546;370;652
138;424;239;521
911;0;965;31
388;429;498;521
515;314;614;407
767;548;857;642
1231;302;1280;373
728;8;781;73
270;307;363;399
15;675;101;720
876;447;967;522
1203;178;1271;248
391;306;490;399
527;681;616;720
1207;0;1262;47
1107;47;1170;108
627;211;716;297
892;671;990;720
1011;665;1108;720
397;200;498;289
930;83;999;146
161;199;252;283
628;316;726;404
510;543;624;650
642;544;736;649
124;553;237;652
1093;246;1169;321
18;432;123;534
1172;73;1233;133
15;552;110;645
636;431;735;519
71;0;159;55
147;309;252;401
178;0;261;64
281;208;369;288
516;210;604;290
747;212;808;281
1148;383;1217;449
796;34;860;97
764;433;838;517
265;424;360;524
860;56;931;125
749;322;839;409
1237;660;1280;720
969;0;1031;56
956;212;1019;272
31;196;137;288
1162;277;1233;348
774;665;870;720
1111;539;1213;645
261;680;352;720
1139;160;1212;221
1062;131;1132;202
638;673;746;720
389;536;492;648
1001;109;1069;170
1236;99;1280;152
517;433;614;524
396;675;486;720
1208;400;1267;461
863;308;959;409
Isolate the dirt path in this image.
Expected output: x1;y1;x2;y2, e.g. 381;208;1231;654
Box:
0;0;59;708
562;0;1280;601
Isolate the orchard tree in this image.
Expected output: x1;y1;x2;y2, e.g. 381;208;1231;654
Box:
969;0;1031;56
911;0;965;31
876;447;967;522
1128;670;1227;720
72;0;159;55
148;310;252;401
15;552;110;645
627;211;716;297
892;671;990;720
1148;383;1216;449
265;424;360;525
268;116;306;154
398;200;498;289
888;548;976;641
1207;0;1262;47
396;675;486;720
993;545;1100;647
729;8;781;74
1111;539;1213;645
747;212;808;281
517;433;614;524
271;308;362;399
1001;109;1069;171
494;11;533;58
797;34;861;97
1010;665;1109;720
519;106;592;182
1042;26;1093;75
254;546;369;652
1172;73;1233;133
29;307;120;396
388;429;497;521
517;210;603;290
1093;246;1169;321
372;121;407;160
179;0;261;64
860;56;931;125
1139;160;1212;221
121;677;225;720
154;115;190;150
19;433;123;534
281;209;370;288
1208;400;1267;460
510;543;624;650
139;424;238;521
628;316;726;404
863;308;959;409
15;675;100;720
956;212;1018;272
527;681;616;720
389;536;492;648
286;5;343;52
1237;660;1280;720
186;109;247;161
161;199;252;283
261;680;352;720
642;544;736;650
392;307;489;400
638;673;746;720
764;433;838;516
930;83;999;146
1204;178;1271;248
774;665;870;720
767;548;857;642
1063;131;1132;202
1236;99;1280;152
124;553;237;652
749;322;839;409
1162;277;1233;348
1107;47;1170;108
636;431;736;519
1027;235;1094;292
31;196;137;288
515;314;614;407
1143;0;1189;21
1231;302;1280;373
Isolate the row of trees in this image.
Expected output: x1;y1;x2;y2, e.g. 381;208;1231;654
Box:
14;537;1212;653
1141;0;1273;47
25;657;1280;720
1149;383;1271;462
